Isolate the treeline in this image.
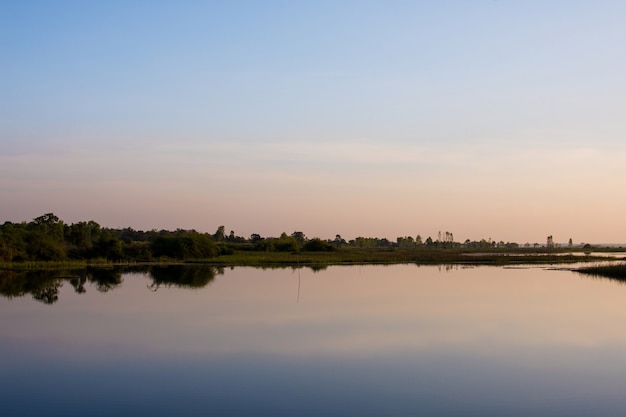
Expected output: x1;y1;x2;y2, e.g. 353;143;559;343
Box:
0;213;526;263
0;213;338;262
0;213;218;262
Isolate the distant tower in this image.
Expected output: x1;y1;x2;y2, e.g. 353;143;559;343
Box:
547;235;554;249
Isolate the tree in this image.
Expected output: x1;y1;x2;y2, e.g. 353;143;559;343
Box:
0;222;25;261
333;234;346;247
396;236;414;248
68;221;101;251
303;238;336;252
274;233;300;252
0;239;12;261
214;226;225;242
291;231;307;246
94;231;124;260
30;213;65;243
254;239;274;252
150;232;217;260
24;214;67;260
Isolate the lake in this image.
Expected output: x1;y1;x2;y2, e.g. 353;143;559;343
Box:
2;264;626;416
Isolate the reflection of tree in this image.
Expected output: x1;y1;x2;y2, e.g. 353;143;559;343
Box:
69;274;87;293
148;265;223;291
437;264;458;272
307;265;328;272
0;265;225;302
0;270;65;305
0;270;25;298
31;281;62;304
87;268;123;292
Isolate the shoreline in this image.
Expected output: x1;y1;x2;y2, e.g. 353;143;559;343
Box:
1;249;622;271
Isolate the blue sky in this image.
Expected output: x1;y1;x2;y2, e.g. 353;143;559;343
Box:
2;1;626;243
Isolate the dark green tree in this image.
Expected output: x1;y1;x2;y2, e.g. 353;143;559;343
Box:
274;233;299;252
303;238;336;252
25;213;67;260
214;226;225;242
151;232;218;260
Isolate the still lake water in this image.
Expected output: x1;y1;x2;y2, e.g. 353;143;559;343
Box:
2;264;626;416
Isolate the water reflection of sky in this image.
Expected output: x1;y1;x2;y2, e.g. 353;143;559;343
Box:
3;265;626;416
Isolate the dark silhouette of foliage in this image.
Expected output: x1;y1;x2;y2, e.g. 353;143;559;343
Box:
0;214;221;262
303;238;336;252
577;263;626;281
151;232;218;260
148;265;223;290
31;281;62;304
254;238;275;252
93;231;124;261
274;233;300;252
0;269;67;304
86;268;124;292
2;212;607;265
213;225;225;242
69;274;87;293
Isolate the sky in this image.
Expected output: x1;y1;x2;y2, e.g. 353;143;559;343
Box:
2;0;626;244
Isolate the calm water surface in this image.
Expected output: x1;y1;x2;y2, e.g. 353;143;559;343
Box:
2;264;626;416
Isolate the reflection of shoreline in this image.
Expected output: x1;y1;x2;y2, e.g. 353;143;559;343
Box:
148;265;223;291
0;265;225;304
0;263;333;305
576;263;626;285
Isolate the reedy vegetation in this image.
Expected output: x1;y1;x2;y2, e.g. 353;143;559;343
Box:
577;263;626;280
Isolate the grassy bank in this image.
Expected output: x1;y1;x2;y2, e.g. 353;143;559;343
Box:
1;248;618;271
195;248;614;267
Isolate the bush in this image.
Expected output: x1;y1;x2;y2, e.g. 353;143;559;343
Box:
303;238;336;252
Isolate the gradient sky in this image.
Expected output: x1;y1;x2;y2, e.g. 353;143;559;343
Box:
2;1;626;243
